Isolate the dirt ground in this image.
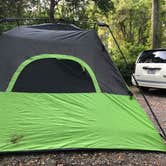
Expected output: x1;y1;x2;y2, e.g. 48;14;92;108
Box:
0;87;166;166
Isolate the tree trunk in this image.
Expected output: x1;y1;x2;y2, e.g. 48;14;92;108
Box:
49;0;55;23
152;0;158;49
49;0;61;23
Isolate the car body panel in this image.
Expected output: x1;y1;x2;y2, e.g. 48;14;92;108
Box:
132;49;166;89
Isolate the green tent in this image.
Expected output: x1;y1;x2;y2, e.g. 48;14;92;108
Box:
0;23;165;153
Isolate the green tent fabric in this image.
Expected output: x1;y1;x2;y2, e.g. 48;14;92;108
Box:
0;92;166;153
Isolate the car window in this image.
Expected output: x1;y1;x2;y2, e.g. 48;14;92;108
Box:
138;50;166;63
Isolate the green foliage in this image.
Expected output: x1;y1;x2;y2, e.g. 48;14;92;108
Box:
97;0;153;84
93;0;114;14
158;0;166;48
115;59;135;85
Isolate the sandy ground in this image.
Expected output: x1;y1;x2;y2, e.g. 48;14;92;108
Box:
0;87;166;166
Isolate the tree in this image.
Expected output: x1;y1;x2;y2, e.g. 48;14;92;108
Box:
49;0;61;22
157;0;166;48
152;0;158;49
48;0;114;23
108;0;151;57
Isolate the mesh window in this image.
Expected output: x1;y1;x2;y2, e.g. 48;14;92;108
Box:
12;58;96;93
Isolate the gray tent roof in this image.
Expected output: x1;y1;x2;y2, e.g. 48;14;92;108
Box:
0;23;129;95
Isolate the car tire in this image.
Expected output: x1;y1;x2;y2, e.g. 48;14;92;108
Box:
141;87;149;92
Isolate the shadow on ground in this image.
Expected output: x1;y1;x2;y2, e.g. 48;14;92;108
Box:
144;88;166;97
131;86;166;98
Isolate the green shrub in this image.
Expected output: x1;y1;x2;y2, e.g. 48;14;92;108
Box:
110;42;150;85
114;59;135;85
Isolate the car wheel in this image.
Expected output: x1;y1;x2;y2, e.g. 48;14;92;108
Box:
141;87;149;92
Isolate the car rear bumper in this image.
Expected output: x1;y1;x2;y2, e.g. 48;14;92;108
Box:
131;75;166;89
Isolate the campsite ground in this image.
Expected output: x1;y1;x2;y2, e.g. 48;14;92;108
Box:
0;87;166;166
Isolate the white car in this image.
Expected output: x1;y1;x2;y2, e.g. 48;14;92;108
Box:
132;49;166;90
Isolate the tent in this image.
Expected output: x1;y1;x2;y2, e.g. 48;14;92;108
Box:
0;23;166;153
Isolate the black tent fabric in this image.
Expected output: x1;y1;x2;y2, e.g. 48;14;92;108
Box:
12;58;96;93
0;23;129;95
29;22;82;30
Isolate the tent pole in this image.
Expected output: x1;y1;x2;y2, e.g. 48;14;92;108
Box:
98;22;166;140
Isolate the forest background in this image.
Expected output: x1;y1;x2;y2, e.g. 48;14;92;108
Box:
0;0;165;84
